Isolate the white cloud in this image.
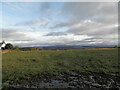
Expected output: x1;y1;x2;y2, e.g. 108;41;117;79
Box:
1;2;118;46
49;2;118;45
17;18;49;26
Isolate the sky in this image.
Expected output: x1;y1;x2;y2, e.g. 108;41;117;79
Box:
0;2;119;47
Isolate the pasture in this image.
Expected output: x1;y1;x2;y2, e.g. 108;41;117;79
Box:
2;48;119;88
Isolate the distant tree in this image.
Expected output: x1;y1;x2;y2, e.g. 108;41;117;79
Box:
14;46;19;50
114;45;118;48
5;43;14;49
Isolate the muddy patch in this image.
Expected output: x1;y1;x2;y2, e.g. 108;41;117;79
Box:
2;72;120;89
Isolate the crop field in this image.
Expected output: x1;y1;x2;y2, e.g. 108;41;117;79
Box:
2;48;120;89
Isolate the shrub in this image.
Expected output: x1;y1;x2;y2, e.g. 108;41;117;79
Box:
5;43;14;50
14;46;19;50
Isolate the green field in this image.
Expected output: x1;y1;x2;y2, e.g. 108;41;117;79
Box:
2;49;119;86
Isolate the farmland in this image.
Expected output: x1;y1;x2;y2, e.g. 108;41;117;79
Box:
2;48;120;89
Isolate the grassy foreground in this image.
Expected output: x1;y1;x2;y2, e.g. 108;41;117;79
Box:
2;49;119;84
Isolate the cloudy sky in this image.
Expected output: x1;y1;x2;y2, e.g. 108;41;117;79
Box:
0;2;118;47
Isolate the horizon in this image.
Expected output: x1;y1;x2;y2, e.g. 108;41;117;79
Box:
0;2;118;47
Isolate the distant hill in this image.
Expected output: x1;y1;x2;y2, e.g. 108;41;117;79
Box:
20;45;115;50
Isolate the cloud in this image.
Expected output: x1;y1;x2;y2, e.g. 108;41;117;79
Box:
17;18;49;26
1;28;95;47
51;2;117;28
1;2;118;46
39;2;52;17
61;2;117;18
49;2;118;45
40;2;50;13
2;29;29;41
67;20;118;38
45;32;67;36
1;27;117;47
50;18;80;29
1;28;41;46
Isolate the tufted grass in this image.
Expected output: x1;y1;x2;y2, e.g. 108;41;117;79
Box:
2;48;119;83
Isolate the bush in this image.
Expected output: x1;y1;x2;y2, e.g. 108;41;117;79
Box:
14;46;19;50
5;43;14;49
114;45;118;48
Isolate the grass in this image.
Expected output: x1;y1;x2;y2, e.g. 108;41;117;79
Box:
2;49;119;84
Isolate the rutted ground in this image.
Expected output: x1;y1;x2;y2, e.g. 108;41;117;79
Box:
5;72;120;89
2;49;120;89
